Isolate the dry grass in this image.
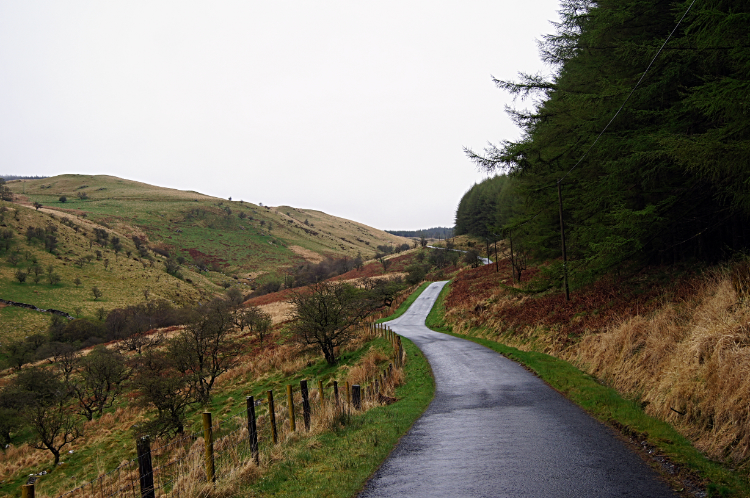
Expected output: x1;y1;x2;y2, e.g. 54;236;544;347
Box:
32;329;405;498
448;263;750;467
288;245;324;264
345;348;389;386
258;301;293;325
571;271;750;464
0;444;49;485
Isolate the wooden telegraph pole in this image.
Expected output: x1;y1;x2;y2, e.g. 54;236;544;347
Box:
557;180;570;301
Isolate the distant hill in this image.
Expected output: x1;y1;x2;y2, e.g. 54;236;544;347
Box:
1;174;409;339
387;227;454;239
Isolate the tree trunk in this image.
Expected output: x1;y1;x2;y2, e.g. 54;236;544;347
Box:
322;343;337;365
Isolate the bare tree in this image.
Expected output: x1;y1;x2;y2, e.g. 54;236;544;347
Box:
7;252;20;266
168;300;242;404
508;234;529;284
5;340;33;370
463;249;482;268
377;255;391;273
353;252;364;271
133;351;194;437
14;368;82;466
36;342;79;382
0;387;32;447
234;305;273;345
70;347;130;420
288;281;377;365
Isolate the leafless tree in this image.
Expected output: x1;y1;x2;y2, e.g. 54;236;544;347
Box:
14;368;83;466
168;300;242;404
288;282;377;365
132;350;194;437
70;347;130;420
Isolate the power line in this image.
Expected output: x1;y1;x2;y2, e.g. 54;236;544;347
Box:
558;0;698;184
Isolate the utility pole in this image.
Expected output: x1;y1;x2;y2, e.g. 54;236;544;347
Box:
494;236;498;273
509;231;515;284
557;180;570;301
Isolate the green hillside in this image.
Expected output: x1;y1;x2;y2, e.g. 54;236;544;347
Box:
10;175;406;273
0;174;409;340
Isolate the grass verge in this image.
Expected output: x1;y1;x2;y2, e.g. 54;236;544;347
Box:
425;281;451;332
236;283;437;496
377;282;430;323
428;281;750;498
237;338;434;497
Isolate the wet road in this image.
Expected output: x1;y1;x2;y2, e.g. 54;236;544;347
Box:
359;281;677;498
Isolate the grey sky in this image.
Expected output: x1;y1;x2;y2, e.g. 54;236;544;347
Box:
0;1;560;230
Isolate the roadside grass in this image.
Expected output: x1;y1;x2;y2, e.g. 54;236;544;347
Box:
428;281;750;497
425;281;451;332
237;283;437;497
1;310;434;498
0;333;408;497
236;338;433;498
377;281;430;323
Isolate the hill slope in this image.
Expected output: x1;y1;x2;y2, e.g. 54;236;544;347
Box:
1;174;409;339
10;174;407;271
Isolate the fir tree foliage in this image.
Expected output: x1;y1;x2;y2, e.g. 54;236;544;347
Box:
465;0;750;282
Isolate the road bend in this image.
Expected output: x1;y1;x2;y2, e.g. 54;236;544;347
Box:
359;281;677;498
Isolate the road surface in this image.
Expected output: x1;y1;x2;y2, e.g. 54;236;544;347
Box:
359;281;677;498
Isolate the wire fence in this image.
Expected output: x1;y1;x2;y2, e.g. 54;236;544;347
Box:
23;322;404;498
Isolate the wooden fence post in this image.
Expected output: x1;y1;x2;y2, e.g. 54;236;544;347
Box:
246;396;259;465
136;436;155;498
333;380;339;407
300;380;311;431
202;412;215;483
352;384;361;410
21;482;34;498
346;381;351;407
287;384;296;432
267;391;278;444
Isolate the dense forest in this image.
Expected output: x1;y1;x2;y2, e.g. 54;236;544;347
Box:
461;0;750;284
387;227;454;239
454;175;521;239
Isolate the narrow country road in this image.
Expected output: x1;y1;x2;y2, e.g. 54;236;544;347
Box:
359;281;678;498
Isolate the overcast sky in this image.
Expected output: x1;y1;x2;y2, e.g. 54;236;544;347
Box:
0;1;560;230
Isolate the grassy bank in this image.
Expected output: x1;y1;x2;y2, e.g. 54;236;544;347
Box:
428;281;749;497
238;338;434;497
240;283;436;497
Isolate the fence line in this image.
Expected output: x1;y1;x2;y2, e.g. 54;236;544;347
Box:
27;321;406;498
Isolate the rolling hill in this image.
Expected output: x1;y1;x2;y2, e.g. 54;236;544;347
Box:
0;174;409;340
